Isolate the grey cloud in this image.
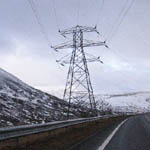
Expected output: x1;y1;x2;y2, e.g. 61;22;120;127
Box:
1;0;150;94
0;36;16;55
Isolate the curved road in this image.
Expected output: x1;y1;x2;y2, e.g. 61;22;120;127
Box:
71;114;150;150
104;114;150;150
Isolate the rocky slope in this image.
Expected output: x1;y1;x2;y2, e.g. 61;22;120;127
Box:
0;68;70;127
1;67;150;127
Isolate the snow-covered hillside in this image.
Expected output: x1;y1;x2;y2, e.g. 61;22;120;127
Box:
1;67;150;127
98;92;150;113
0;68;70;127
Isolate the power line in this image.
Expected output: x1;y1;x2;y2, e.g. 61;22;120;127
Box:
51;0;60;30
106;0;135;43
110;49;144;87
95;0;105;28
76;0;80;25
27;0;51;46
105;0;129;41
109;47;131;64
28;0;62;70
103;48;141;90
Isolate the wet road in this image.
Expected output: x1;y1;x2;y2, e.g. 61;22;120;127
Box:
71;114;150;150
104;114;150;150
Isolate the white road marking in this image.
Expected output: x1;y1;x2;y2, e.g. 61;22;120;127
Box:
97;119;128;150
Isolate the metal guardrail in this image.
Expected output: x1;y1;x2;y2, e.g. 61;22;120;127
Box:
0;115;121;141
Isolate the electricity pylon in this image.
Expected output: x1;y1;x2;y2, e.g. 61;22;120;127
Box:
52;25;107;119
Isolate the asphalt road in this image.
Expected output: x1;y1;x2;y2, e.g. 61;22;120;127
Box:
71;114;150;150
104;114;150;150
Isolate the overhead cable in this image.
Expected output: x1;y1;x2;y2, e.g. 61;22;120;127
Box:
95;0;105;28
76;0;80;25
28;0;51;45
106;0;135;43
51;0;60;30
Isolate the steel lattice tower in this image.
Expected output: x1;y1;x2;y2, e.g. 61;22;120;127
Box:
52;25;107;118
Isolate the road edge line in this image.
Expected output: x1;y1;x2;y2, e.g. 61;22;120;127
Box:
97;118;128;150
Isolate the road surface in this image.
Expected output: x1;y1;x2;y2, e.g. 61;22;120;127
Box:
71;114;150;150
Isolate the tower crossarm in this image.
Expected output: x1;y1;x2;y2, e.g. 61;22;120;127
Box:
52;40;107;51
56;52;103;68
82;39;106;48
59;25;100;37
51;41;73;51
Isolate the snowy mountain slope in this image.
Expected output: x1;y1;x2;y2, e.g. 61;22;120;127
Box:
0;68;70;127
0;68;102;128
98;92;150;113
1;67;150;127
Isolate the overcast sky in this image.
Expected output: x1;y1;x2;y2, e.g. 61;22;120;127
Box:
0;0;150;97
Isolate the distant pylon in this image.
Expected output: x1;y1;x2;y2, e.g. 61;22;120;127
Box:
52;25;107;119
